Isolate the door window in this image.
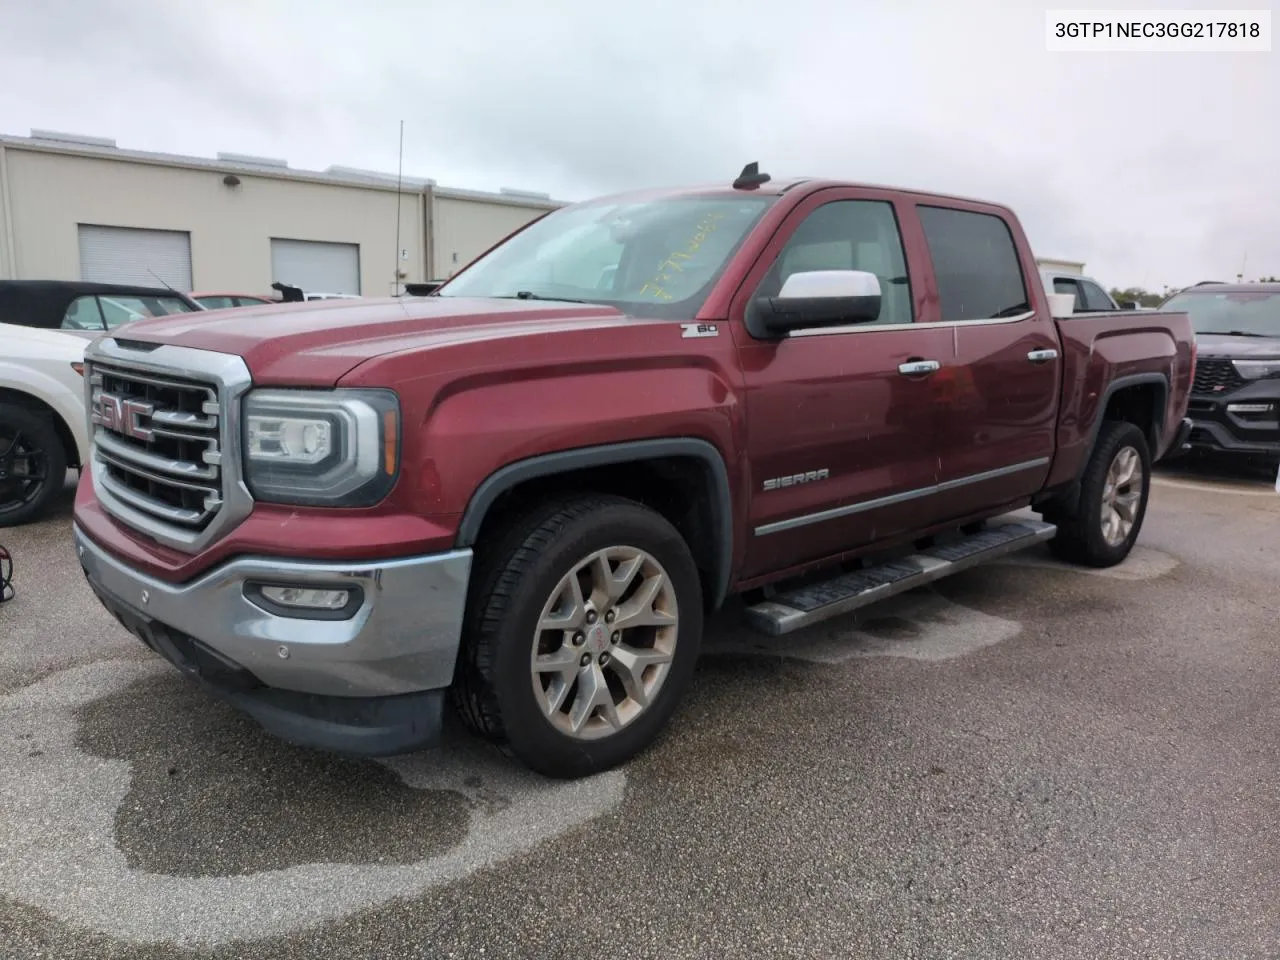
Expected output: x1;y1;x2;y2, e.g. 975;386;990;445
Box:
61;296;106;331
919;206;1030;322
757;200;913;326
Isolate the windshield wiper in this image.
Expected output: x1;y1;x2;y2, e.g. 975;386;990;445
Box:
1206;330;1274;338
494;291;589;304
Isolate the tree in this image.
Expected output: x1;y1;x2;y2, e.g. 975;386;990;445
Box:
1109;287;1166;308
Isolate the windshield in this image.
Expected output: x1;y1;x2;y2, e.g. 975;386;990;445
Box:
99;294;197;329
437;194;775;317
1162;289;1280;338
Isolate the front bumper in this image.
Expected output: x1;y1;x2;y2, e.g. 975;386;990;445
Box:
1185;385;1280;458
75;525;473;755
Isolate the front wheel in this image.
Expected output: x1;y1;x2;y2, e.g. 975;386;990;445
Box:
452;495;703;778
1049;420;1151;567
0;404;66;528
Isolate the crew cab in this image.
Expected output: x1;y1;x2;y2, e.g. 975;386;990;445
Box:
72;167;1194;778
1160;281;1280;465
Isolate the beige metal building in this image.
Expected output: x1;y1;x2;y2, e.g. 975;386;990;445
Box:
0;130;565;297
1035;257;1086;276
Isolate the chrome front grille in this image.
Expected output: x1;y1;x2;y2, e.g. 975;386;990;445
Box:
84;338;255;553
90;365;223;530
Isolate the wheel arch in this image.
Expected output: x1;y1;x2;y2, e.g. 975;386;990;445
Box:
1089;373;1169;458
0;386;82;469
456;438;735;610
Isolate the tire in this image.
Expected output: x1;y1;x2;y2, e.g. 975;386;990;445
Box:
1049;420;1151;568
0;403;67;528
452;495;703;779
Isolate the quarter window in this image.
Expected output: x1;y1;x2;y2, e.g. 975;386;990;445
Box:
919;206;1030;322
757;200;913;326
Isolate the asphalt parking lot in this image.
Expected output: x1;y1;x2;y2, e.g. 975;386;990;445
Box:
2;463;1278;959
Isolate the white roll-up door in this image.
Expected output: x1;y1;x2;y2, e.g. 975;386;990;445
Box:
270;239;361;295
78;225;193;291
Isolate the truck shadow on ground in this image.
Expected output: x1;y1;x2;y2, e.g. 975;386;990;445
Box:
74;672;470;877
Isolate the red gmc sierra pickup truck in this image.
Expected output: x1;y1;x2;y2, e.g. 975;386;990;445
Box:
73;165;1195;778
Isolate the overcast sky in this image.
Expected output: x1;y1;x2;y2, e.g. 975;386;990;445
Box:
1;0;1275;290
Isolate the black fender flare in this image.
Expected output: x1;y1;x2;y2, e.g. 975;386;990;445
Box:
1085;372;1170;457
456;438;735;608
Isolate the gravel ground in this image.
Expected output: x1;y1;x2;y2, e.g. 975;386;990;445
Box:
1;463;1277;959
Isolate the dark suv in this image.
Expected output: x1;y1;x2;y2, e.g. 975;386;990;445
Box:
1160;282;1280;466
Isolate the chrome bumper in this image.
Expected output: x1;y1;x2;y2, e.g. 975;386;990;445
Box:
74;525;473;698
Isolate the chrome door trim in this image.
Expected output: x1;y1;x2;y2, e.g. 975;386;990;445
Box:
784;310;1038;339
753;457;1051;536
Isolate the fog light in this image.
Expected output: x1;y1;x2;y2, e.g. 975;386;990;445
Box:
259;585;351;610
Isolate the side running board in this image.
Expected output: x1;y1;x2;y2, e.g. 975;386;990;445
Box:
743;518;1057;636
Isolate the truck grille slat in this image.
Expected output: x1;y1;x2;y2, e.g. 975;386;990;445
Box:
90;361;226;536
1191;358;1244;395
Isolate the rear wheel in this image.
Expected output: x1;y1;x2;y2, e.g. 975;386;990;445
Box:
0;404;66;528
452;495;703;778
1049;420;1150;567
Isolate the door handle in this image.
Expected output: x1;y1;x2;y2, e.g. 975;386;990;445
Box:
898;359;940;376
1027;349;1059;363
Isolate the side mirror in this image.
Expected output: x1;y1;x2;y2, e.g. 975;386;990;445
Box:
1117;300;1137;310
750;270;882;337
1047;292;1075;319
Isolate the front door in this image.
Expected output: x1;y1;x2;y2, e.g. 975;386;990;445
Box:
731;190;953;579
914;203;1059;518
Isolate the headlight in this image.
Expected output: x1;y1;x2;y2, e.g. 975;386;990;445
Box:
1232;359;1280;380
242;389;399;506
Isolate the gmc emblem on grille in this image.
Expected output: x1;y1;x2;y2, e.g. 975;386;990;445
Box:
92;392;155;441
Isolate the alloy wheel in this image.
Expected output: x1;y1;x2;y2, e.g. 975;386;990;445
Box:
530;545;679;740
1100;445;1143;547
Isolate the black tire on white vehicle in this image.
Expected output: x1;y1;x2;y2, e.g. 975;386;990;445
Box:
0;403;66;528
452;495;703;779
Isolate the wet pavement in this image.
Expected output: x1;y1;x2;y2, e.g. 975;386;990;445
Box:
1;464;1277;959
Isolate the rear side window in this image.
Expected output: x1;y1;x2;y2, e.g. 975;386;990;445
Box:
62;296;107;331
918;206;1029;322
197;296;238;310
1053;277;1085;311
1080;280;1114;311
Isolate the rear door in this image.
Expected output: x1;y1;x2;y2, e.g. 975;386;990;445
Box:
915;204;1059;519
731;188;953;579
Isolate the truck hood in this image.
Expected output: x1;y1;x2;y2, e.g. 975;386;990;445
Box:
1195;332;1280;359
112;296;632;384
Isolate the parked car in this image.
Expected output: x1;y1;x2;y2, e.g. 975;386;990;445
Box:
72;167;1194;778
1159;282;1280;466
0;281;201;331
191;292;278;310
0;324;91;525
1039;270;1131;311
0;281;200;525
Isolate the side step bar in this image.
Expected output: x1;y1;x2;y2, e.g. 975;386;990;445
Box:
743;518;1057;636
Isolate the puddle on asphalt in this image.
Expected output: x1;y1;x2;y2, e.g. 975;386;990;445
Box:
0;660;626;945
74;674;470;877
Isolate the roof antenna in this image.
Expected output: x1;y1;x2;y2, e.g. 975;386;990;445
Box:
145;267;176;292
733;161;771;191
393;119;405;296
